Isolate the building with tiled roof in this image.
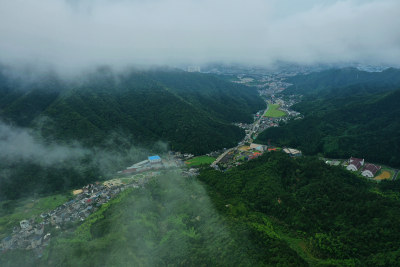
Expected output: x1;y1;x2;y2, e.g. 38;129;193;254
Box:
361;164;381;178
346;157;364;171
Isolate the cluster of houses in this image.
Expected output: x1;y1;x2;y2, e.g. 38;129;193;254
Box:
172;152;195;161
0;154;199;255
182;168;200;177
212;142;305;171
1;180;140;253
346;157;381;178
1;219;48;253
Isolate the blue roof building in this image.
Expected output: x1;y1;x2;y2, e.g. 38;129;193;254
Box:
148;155;162;163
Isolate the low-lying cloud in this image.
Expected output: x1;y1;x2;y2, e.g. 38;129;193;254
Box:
0;121;88;165
0;120;152;174
0;0;399;73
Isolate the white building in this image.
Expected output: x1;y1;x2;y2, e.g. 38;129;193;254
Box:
283;148;302;157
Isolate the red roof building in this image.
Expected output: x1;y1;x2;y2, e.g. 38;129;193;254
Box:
346;157;364;171
361;164;381;178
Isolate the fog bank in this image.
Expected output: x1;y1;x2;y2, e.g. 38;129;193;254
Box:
0;0;399;73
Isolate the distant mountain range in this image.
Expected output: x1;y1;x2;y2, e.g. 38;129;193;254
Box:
284;67;400;96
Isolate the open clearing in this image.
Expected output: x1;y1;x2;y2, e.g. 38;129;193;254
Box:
375;169;394;180
264;104;287;117
185;156;216;166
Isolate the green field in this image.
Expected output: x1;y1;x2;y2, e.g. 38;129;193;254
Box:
185;156;216;166
264;104;287;117
0;194;69;239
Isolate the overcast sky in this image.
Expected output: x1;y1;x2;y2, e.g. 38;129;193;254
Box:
0;0;399;72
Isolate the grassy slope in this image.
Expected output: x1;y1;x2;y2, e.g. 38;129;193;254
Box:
185;156;216;166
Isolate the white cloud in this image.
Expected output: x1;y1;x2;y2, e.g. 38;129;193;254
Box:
0;0;399;72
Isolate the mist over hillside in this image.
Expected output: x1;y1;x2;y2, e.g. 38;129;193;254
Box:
0;66;264;154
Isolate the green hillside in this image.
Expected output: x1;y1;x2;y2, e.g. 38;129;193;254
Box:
31;170;307;267
198;153;400;266
0;67;265;155
0;66;265;199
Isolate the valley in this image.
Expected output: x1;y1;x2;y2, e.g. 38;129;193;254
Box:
1;66;400;267
1;0;399;266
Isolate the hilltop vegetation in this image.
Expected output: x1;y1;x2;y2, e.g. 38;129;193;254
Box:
257;69;400;167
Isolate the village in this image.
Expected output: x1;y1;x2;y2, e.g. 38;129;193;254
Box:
0;154;188;256
209;72;399;181
0;176;143;255
210;72;304;170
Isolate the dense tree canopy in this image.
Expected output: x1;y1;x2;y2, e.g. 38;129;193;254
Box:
198;152;400;266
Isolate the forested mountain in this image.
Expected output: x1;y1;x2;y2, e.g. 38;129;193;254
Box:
257;71;400;167
0;66;264;154
0;66;265;199
5;153;400;266
284;68;400;96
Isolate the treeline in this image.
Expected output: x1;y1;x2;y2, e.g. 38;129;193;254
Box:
257;70;400;167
